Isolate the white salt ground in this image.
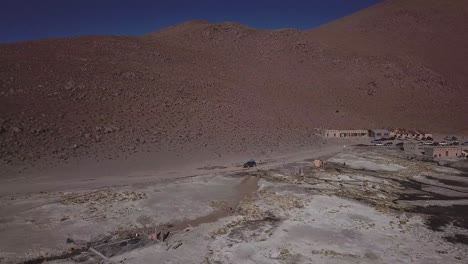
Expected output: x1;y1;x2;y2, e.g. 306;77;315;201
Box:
208;195;464;264
330;153;406;172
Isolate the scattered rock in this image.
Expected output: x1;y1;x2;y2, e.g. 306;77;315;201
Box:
122;71;136;79
172;241;182;249
162;231;170;242
31;128;47;134
60;190;147;205
104;126;120;133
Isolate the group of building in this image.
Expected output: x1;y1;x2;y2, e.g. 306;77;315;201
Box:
321;129;432;140
404;142;466;159
321;128;466;160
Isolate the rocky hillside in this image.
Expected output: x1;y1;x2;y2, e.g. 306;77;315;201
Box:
1;0;467;171
308;0;468;88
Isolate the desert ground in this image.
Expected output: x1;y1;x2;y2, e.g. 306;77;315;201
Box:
1;138;468;264
1;1;468;263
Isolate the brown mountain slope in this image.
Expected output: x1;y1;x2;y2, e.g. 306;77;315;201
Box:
307;0;468;88
1;1;467;172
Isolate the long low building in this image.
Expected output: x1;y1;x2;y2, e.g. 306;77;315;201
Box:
322;129;368;138
424;146;462;158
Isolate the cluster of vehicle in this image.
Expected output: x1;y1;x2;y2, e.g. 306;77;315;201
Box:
442;136;468;146
371;138;395;146
371;135;468;147
426;141;459;146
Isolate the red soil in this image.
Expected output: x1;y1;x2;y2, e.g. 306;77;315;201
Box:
0;0;467;171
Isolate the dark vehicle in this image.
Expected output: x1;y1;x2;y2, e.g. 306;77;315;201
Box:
432;142;440;146
451;141;460;146
389;137;396;140
384;142;393;146
396;142;404;147
445;136;458;141
243;159;257;168
462;141;468;146
426;136;433;141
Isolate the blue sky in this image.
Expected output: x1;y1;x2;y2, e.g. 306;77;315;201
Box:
0;0;383;43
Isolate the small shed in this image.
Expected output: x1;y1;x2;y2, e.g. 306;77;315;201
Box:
404;142;420;154
461;149;468;157
313;160;325;168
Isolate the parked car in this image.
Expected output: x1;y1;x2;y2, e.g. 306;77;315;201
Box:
243;159;257;168
462;141;468;146
423;141;433;145
384;142;393;146
439;141;448;146
451;141;459;146
371;139;381;143
396;142;404;147
374;142;384;146
432;142;440;146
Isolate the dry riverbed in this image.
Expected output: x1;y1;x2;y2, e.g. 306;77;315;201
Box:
1;146;468;263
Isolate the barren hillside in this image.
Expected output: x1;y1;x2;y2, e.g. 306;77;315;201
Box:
1;0;467;172
308;0;468;88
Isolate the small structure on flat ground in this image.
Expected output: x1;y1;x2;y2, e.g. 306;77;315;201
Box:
404;142;421;155
322;129;368;138
313;160;325;168
462;149;468;157
424;146;462;159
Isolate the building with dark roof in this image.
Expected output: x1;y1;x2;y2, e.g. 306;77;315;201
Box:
369;129;390;138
